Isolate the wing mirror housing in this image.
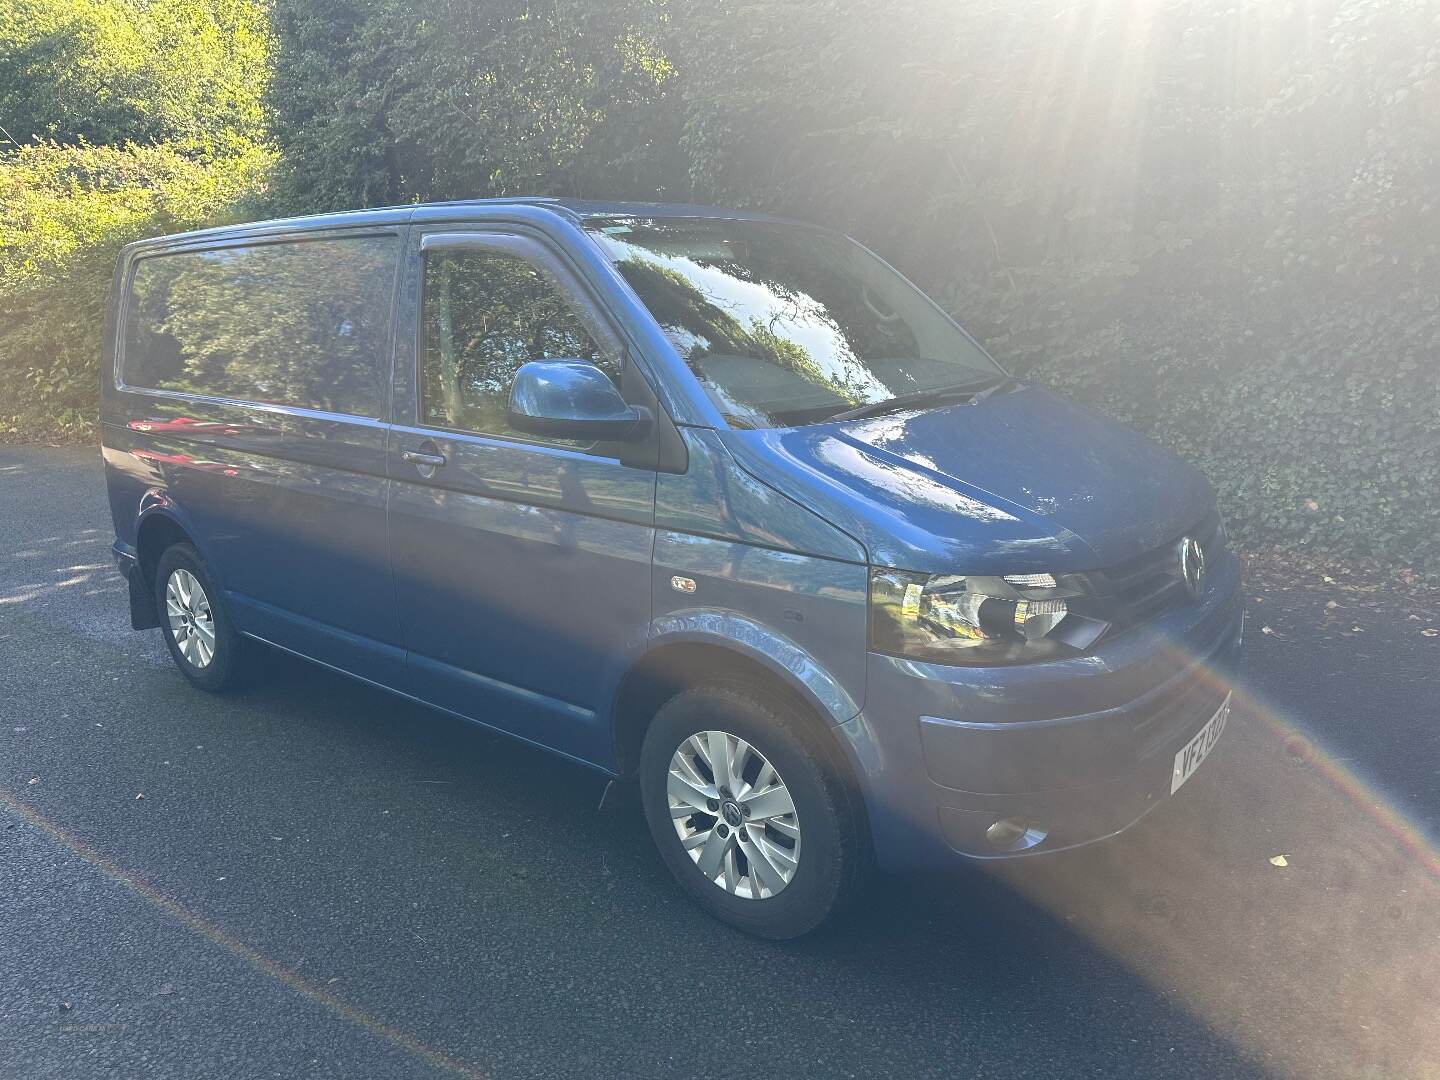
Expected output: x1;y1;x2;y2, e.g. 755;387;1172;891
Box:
506;359;652;443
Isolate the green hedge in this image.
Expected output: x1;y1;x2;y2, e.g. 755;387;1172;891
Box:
0;0;270;155
0;0;274;436
0;141;274;434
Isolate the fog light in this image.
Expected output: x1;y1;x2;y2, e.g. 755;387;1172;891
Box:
985;817;1030;849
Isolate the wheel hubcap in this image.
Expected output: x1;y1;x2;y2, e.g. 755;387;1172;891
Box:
667;729;801;899
165;568;216;669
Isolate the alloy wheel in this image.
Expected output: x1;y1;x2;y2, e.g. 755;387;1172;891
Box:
667;729;802;899
165;567;216;669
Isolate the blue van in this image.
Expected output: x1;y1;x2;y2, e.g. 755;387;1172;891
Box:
102;200;1243;938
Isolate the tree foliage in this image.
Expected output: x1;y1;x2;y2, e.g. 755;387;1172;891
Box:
267;0;680;211
0;0;274;434
0;141;273;431
0;0;271;155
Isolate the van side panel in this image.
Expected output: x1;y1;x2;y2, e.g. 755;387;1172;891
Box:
388;450;654;766
655;429;865;563
110;403;401;682
652;429;869;723
101;229;407;687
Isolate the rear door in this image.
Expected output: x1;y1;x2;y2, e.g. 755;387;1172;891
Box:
386;228;658;766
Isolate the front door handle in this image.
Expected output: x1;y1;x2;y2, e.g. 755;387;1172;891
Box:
401;439;447;478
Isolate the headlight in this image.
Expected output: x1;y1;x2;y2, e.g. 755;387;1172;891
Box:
868;568;1108;666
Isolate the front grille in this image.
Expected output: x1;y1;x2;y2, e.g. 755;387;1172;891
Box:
1073;512;1224;634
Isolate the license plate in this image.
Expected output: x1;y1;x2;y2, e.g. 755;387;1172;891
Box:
1171;691;1232;794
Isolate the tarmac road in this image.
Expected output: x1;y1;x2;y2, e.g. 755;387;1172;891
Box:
2;445;1437;1079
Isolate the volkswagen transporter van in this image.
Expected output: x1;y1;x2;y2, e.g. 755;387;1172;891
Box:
102;200;1243;939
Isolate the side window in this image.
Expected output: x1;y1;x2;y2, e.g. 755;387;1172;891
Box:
420;246;621;443
122;235;397;418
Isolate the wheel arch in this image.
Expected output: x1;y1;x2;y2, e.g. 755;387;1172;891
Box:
610;622;861;779
134;505;198;595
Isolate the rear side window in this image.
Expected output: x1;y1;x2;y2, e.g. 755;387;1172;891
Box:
121;235;397;418
420;247;620;442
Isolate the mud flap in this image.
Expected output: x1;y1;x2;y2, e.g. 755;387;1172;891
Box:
126;560;161;630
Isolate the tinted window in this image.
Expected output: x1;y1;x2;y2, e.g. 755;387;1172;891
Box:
586;218;1002;429
420;247;620;441
122;236;397;417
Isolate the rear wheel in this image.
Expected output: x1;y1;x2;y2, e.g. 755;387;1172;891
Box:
154;542;248;692
639;682;871;939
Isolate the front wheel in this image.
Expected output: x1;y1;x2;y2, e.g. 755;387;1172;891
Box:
154;542;248;692
639;682;871;939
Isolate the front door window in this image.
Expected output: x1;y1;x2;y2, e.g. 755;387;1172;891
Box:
420;247;622;449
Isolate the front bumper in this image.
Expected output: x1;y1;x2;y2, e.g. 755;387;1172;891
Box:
841;551;1245;870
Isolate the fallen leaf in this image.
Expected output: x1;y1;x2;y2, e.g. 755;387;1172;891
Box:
1325;600;1338;610
156;983;175;997
26;777;39;785
1350;626;1364;633
1423;628;1439;638
1261;625;1275;635
134;793;145;800
1270;855;1289;867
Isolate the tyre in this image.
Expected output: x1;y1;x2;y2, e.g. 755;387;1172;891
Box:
154;542;248;692
639;681;871;939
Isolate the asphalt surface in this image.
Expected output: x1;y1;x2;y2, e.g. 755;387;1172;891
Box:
2;445;1437;1080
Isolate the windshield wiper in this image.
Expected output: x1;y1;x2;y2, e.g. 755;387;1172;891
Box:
969;374;1017;403
825;375;1013;423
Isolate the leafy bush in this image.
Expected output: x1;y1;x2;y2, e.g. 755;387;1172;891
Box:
0;0;273;437
0;0;271;156
267;0;680;211
0;142;274;436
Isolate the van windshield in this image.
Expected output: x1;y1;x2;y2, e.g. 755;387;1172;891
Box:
586;217;1003;429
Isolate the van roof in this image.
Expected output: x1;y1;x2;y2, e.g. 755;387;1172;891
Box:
122;198;806;253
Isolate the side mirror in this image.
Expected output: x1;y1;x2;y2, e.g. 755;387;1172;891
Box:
507;359;652;443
